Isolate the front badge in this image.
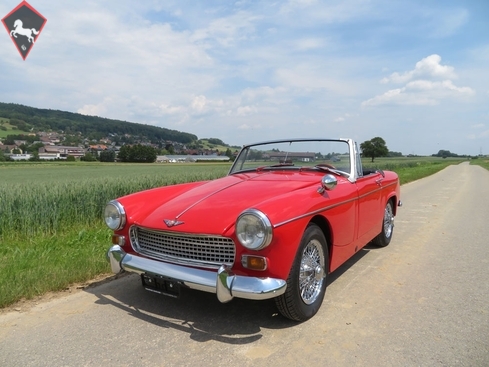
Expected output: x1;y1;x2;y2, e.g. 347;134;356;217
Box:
164;219;184;228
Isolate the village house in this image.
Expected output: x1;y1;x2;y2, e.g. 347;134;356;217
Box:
87;144;108;156
38;145;85;160
0;143;22;154
10;154;32;161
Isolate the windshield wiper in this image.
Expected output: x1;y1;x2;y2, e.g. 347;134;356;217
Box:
309;164;350;178
231;163;295;174
257;162;295;171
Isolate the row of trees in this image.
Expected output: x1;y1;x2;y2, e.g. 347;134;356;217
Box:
432;150;459;158
117;144;157;163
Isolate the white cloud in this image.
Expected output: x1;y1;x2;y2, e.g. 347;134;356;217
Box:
191;95;207;112
159;104;184;115
275;65;351;93
77;104;106;117
380;54;456;84
190;10;260;47
334;113;356;122
238;123;261;130
236;105;257;116
293;37;326;51
467;130;489;140
364;55;474;107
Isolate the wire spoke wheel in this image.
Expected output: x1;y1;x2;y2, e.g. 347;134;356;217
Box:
383;202;394;238
372;200;395;247
299;239;325;305
275;224;328;321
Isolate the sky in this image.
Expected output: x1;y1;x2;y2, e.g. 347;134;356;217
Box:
1;0;488;156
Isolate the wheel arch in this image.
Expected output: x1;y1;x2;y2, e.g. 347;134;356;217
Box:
309;215;332;272
388;194;398;216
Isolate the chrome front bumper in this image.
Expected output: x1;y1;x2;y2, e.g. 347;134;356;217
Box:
106;245;287;303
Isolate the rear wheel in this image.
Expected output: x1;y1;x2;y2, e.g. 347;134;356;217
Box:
372;200;394;247
275;224;328;322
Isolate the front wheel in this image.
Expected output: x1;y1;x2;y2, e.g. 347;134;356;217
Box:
371;200;395;247
275;224;328;322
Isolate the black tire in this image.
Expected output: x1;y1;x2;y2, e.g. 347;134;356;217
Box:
371;200;394;247
275;224;328;322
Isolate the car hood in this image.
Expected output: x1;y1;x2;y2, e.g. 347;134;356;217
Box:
132;171;321;235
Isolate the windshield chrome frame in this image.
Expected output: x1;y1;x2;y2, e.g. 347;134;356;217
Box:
228;138;358;182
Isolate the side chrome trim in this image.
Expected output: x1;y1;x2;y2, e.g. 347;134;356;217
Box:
274;197;357;228
275;180;398;228
106;245;287;302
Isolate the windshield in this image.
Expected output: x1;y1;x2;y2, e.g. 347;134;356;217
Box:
229;139;352;176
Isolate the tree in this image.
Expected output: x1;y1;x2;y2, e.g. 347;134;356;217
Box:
81;152;97;162
207;138;227;146
360;137;389;162
118;144;157;163
99;150;115;162
224;148;236;162
29;151;39;161
117;145;130;162
433;150;458;158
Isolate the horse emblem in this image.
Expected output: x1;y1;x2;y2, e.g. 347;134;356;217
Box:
10;19;39;43
2;1;47;60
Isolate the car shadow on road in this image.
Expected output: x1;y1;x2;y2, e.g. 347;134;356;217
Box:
326;247;370;286
84;248;370;345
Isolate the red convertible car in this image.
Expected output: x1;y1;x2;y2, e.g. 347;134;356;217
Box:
105;138;401;321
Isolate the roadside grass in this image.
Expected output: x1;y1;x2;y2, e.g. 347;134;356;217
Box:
0;158;465;308
363;157;464;185
470;158;489;171
0;226;110;308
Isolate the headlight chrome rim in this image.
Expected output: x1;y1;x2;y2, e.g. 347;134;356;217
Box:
236;209;273;250
104;200;126;230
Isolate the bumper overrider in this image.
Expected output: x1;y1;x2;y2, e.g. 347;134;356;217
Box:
106;245;287;303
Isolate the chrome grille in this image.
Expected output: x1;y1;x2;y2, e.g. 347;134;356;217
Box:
130;226;235;269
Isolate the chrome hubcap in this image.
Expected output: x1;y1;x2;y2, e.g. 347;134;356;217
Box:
299;239;325;305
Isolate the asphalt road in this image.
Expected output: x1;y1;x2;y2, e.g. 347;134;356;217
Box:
1;162;488;367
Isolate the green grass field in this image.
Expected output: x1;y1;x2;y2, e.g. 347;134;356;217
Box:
0;158;466;308
0;119;25;137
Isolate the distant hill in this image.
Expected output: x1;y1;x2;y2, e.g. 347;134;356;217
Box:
0;102;197;144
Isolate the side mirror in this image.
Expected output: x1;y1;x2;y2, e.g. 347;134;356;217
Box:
317;174;337;194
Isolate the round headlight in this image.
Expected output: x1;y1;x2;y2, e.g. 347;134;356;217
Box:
236;209;272;250
104;200;126;230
